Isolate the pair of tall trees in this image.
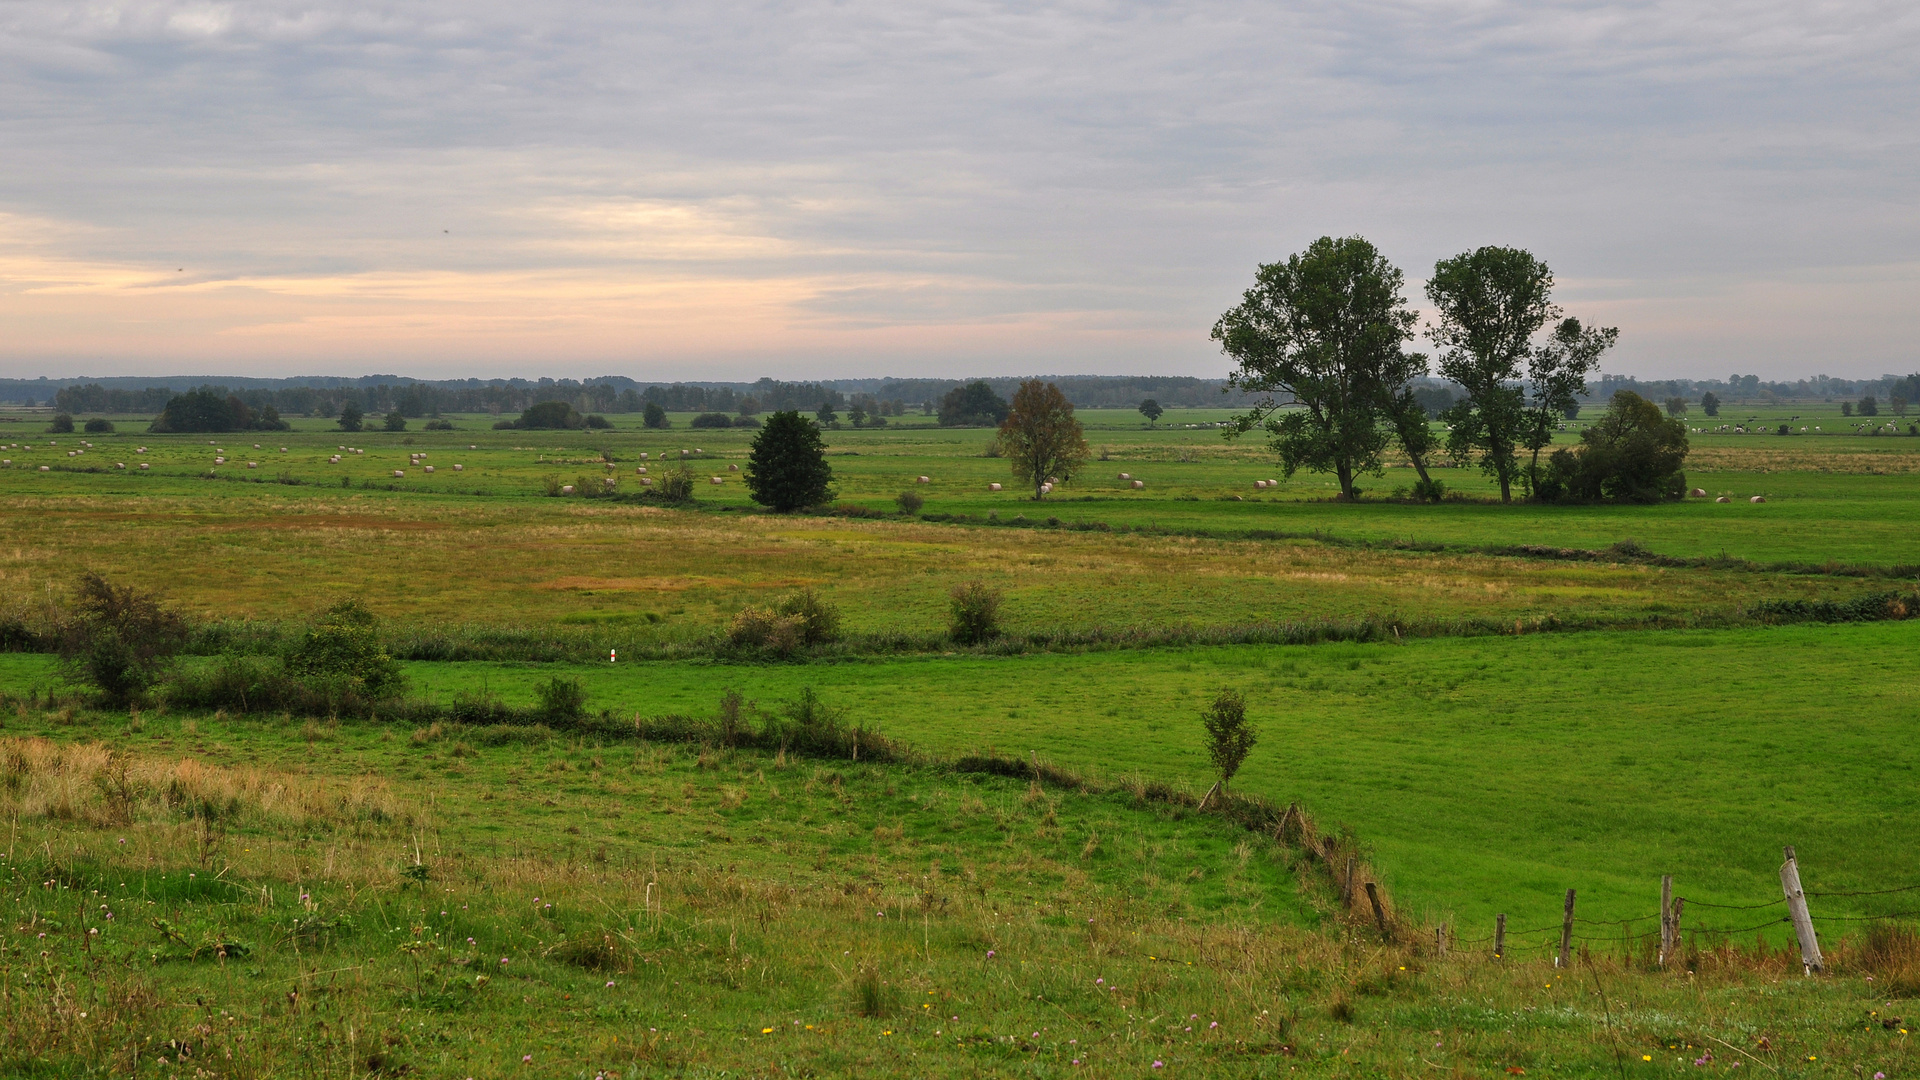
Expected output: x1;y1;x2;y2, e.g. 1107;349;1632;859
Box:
1213;239;1617;502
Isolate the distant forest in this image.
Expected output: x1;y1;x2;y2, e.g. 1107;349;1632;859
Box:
2;370;1915;417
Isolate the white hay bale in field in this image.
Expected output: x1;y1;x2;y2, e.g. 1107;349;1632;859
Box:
453;464;463;471
39;466;50;472
695;448;703;454
709;476;724;485
115;462;125;469
469;444;477;449
604;461;616;469
1232;494;1243;501
247;461;257;469
1118;472;1131;480
424;465;435;473
1689;488;1706;497
604;477;616;486
138;463;149;470
1131;479;1145;489
392;469;404;477
988;483;1002;492
356;449;364;455
253;444;261;449
729;463;739;471
636;466;647;474
1040;482;1053;494
1750;495;1766;503
639;452;648;460
280;447;287;453
639;477;652;485
561;484;574;494
1254;480;1267;489
918;475;930;483
1715;496;1730;503
679;449;689;457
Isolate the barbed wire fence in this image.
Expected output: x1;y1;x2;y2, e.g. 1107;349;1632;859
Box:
1426;847;1917;973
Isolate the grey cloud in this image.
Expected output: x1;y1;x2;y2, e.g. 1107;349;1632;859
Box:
0;0;1915;376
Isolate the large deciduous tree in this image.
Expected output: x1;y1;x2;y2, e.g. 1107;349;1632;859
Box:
1425;246;1557;503
1212;236;1419;500
997;380;1089;500
745;411;834;512
1521;317;1618;496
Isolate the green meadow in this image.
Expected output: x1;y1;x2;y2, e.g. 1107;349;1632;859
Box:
2;401;1918;1076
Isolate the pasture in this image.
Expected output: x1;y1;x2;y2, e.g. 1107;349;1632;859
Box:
1;401;1917;1077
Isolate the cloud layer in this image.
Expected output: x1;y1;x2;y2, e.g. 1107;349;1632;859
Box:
1;0;1915;378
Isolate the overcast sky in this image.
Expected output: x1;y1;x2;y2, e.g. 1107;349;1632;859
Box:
1;0;1915;381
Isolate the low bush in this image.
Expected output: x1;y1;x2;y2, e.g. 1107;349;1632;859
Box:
58;574;189;706
948;581;1003;644
655;465;696;501
84;417;115;433
691;413;734;429
895;490;924;513
726;589;840;654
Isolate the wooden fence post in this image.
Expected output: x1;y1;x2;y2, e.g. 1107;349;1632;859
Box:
1495;913;1506;959
1659;874;1674;968
1556;889;1576;969
1780;845;1823;974
1344;856;1356;909
1668;896;1685;964
1364;881;1391;941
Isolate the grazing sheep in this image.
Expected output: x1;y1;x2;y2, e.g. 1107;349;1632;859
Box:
469;445;477;450
1040;482;1053;494
1715;496;1730;503
1131;479;1145;489
988;483;1002;492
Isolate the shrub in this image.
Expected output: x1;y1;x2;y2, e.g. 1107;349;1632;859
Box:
381;412;407;431
84;418;115;433
726;589;839;653
1200;688;1256;795
1539;390;1688;503
58;574;190;706
776;587;840;644
731;415;762;428
948;581;1003;644
642;402;669;429
536;676;587;721
284;599;406;700
895;490;924;514
691;413;733;429
337;402;364;432
584;414;611;429
655;465;696;501
1410;476;1446;502
48;413;74;433
423;419;453;430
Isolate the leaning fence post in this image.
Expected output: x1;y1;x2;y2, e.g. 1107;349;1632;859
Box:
1780;845;1823;974
1495;913;1506;959
1364;881;1391;941
1556;889;1576;969
1659;874;1674;968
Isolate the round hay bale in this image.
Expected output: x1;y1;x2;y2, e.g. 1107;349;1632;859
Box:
729;463;739;471
138;463;149;470
1118;472;1131;480
561;484;575;494
918;475;930;483
1131;479;1145;489
1254;480;1266;489
393;469;404;477
1689;488;1707;497
988;483;1002;492
39;466;49;472
453;464;463;471
710;476;723;484
639;477;652;485
1749;495;1766;503
424;465;435;473
1715;496;1730;503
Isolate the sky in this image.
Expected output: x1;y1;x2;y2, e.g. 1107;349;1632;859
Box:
1;0;1916;382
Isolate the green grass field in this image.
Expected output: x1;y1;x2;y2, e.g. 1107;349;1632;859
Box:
2;400;1918;1076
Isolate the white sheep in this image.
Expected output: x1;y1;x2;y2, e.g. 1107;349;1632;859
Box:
469;444;477;450
1040;483;1053;494
604;461;616;470
1689;488;1706;497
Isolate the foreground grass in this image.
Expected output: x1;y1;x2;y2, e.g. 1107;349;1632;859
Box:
2;719;1915;1078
